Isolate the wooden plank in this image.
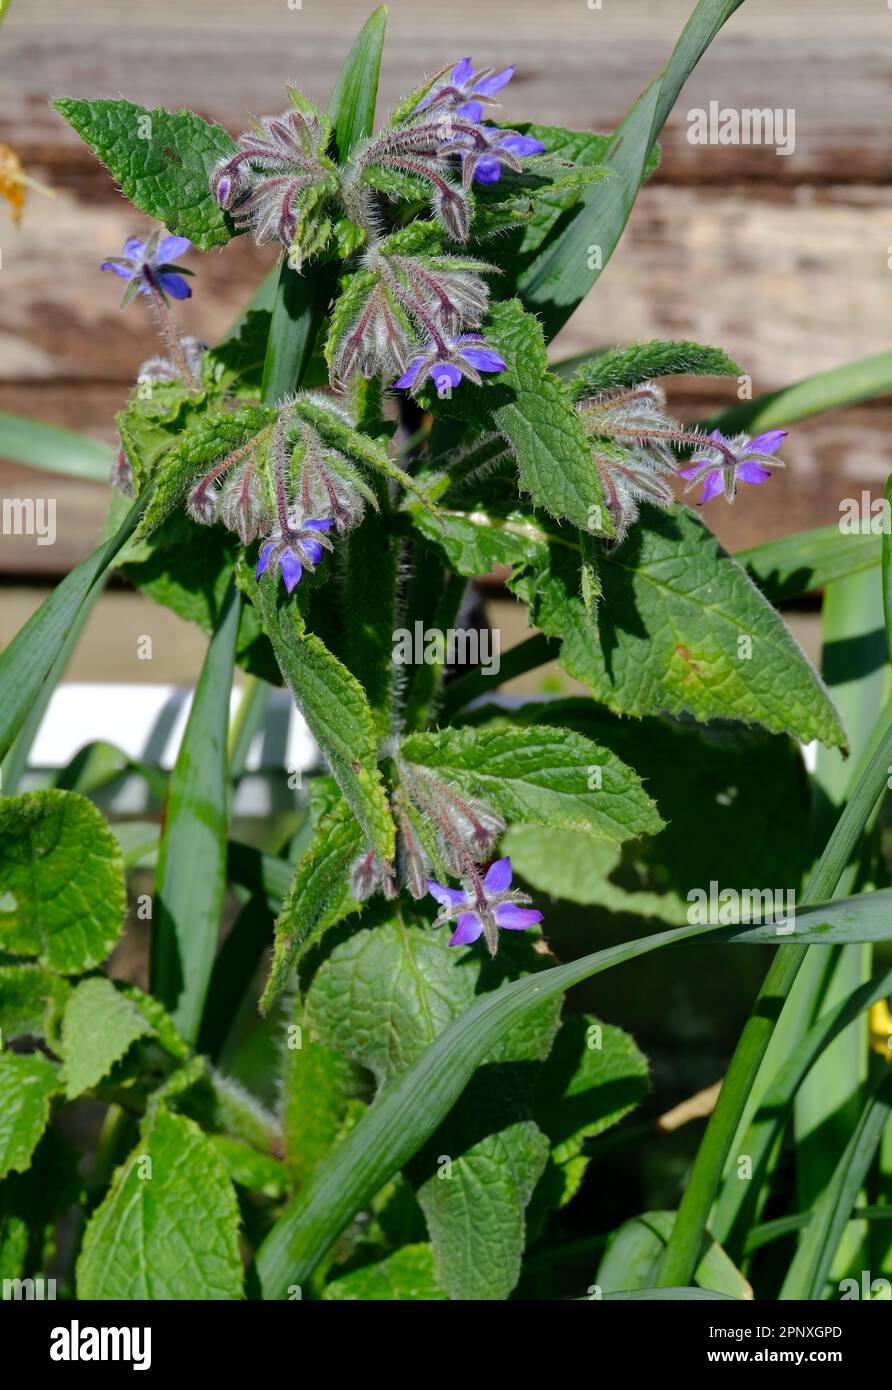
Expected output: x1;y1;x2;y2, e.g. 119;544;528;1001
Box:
1;0;890;184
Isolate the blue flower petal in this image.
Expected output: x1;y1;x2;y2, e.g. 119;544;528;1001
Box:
473;157;502;184
427;880;467;908
501;134;545;157
157;235;191;262
156;272;192;300
256;543;274;580
100;261;135;280
449;912;484;946
474;65;514;96
457;99;484;123
394;357;423;390
463;347;507;374
280;549;303;593
483;857;512;892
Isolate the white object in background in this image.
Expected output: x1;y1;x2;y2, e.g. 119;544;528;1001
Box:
26;683;318;816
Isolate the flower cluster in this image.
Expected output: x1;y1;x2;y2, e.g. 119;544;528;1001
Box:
578;382;789;540
184;395;379;593
205;57;547;401
352;769;541;955
415;58;544;186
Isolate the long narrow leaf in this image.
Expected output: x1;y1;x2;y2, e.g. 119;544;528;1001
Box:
657;695;892;1287
0;495;146;762
780;1065;892;1299
150;582;241;1045
706;351;892;438
0;411;115;481
518;0;745;339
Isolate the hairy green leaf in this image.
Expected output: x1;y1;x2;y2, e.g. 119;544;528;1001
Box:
401;722;663;843
305;920;559;1300
134;402;276;540
0;1052;60;1179
0;791;125;973
54;98;237;249
77;1106;243;1299
259;584;395;860
571;340;741;400
511;505;846;747
261;803;363;1013
60;978;155;1099
322;1242;447;1300
432;299;608;533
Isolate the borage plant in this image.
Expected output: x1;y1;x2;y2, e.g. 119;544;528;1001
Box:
3;2;892;1306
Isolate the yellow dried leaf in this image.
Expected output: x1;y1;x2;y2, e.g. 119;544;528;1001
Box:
0;143;26;227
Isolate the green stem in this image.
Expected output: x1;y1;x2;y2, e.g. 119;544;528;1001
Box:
656;696;892;1286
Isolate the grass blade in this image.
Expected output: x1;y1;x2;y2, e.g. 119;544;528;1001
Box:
0;411;115;481
780;1064;892;1299
705;351;892;438
518;0;745;340
0;494;146;763
150;582;241;1045
656;694;892;1287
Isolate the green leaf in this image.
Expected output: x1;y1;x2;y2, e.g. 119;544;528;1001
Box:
304;919;559;1300
0;412;114;482
115;379;216;496
597;1212;751;1300
533;1015;649;1208
151;584;240;1046
322;1243;447;1300
0;964;70;1042
258;584;395;861
401;722;663;843
713;963;892;1256
134;402;276;540
512;505;846;748
261;804;363;1013
409;501;545;578
53;98;236;250
0;496;146;763
570;340;741;400
494;702;811;925
283;1026;364;1190
60;978;155;1100
325;4;387;160
254;879;892;1297
517;0;746;339
210;1136;290;1200
76;1106;244;1299
0;1052;60;1179
432;299;609;533
738;524;882;603
0;791;125;973
478;124;621;280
